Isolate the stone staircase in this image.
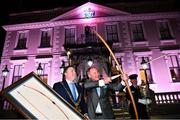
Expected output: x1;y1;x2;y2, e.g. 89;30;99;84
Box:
113;108;130;119
110;92;130;119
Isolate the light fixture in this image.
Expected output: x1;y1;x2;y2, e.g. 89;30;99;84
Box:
2;65;9;78
141;57;150;88
60;60;65;74
2;65;9;90
66;50;71;65
67;51;71;56
37;63;43;76
141;57;148;70
87;58;93;67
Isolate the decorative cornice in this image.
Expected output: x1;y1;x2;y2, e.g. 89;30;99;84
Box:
161;49;180;54
3;12;180;31
10;56;28;60
36;55;53;59
133;51;152;56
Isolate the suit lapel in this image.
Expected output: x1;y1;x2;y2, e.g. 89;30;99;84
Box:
63;80;74;99
99;86;106;97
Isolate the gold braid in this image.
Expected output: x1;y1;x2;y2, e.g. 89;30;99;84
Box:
61;82;82;112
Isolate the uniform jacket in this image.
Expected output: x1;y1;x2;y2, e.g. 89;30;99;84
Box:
126;85;149;119
126;85;142;103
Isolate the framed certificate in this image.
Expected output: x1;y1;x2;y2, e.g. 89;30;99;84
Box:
1;72;85;120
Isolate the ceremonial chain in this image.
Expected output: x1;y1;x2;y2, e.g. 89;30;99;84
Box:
61;82;82;111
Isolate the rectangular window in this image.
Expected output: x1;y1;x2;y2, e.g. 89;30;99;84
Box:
84;26;97;43
167;55;180;82
39;63;48;84
158;21;172;40
65;28;76;44
12;65;23;83
16;33;27;49
139;57;153;84
111;58;122;76
131;23;145;42
40;30;51;48
106;25;119;42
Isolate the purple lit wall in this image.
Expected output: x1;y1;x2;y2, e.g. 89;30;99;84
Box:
0;2;180;93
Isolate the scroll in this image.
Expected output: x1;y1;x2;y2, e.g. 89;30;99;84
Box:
1;72;84;120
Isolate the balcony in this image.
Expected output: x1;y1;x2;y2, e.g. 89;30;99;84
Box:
64;34;102;48
64;34;111;55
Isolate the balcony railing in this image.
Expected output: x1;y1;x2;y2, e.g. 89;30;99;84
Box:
154;91;180;104
64;33;104;49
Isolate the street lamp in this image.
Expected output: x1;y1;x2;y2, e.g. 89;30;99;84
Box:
2;65;9;90
141;57;149;87
141;58;148;70
60;60;65;74
87;58;93;67
60;60;66;81
67;51;71;57
37;63;43;76
66;50;71;65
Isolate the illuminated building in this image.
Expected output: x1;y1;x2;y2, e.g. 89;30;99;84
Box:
0;1;180;93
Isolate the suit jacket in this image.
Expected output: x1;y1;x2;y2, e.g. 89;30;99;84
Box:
53;80;87;114
84;79;125;119
126;85;149;119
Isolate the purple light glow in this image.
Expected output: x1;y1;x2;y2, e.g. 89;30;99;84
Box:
0;2;180;94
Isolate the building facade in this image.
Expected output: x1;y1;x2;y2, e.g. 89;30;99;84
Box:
0;1;180;93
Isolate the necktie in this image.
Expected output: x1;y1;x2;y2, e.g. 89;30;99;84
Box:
96;87;102;114
70;83;77;101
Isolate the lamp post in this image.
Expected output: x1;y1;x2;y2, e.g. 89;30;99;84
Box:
2;65;9;90
1;65;9;109
60;60;65;81
141;57;151;113
60;60;65;75
141;57;149;88
37;63;43;76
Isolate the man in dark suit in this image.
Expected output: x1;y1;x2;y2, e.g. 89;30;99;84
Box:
84;67;128;119
126;74;149;119
53;66;88;115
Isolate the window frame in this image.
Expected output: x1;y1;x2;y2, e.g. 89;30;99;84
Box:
12;65;23;84
64;26;76;45
39;28;53;48
139;57;154;84
166;55;180;82
105;24;119;43
130;21;146;42
15;30;29;50
83;25;98;44
156;20;174;40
